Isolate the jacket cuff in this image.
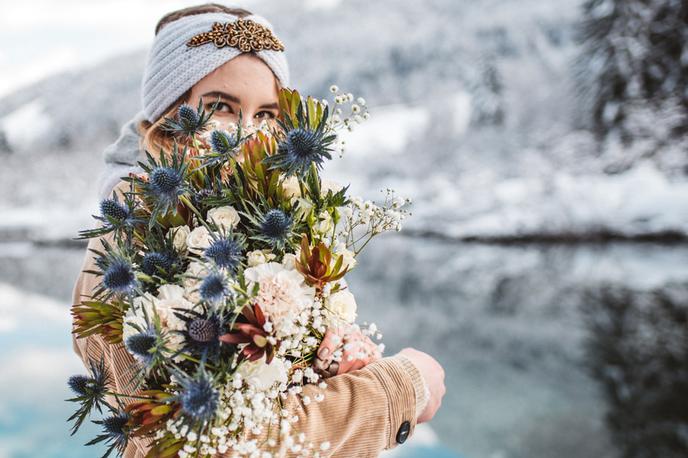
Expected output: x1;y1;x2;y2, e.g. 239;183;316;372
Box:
394;353;430;419
366;355;419;449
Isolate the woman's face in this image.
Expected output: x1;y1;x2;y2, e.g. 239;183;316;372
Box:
187;53;280;130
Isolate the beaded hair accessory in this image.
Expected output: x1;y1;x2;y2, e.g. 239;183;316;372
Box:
186;18;285;52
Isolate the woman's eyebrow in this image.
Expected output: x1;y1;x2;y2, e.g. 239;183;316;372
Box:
201;91;241;104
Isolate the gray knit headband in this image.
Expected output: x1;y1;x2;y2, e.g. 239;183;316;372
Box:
141;12;290;123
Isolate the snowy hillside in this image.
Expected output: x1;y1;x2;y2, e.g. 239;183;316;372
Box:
0;0;686;243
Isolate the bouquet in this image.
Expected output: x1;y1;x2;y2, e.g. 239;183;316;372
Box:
68;85;410;457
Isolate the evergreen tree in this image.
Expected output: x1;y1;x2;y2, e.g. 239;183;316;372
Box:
575;0;688;140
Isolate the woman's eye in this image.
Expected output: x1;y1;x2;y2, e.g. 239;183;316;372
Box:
255;111;276;120
208;102;233;113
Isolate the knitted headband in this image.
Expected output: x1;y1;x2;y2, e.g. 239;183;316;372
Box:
141;12;290;123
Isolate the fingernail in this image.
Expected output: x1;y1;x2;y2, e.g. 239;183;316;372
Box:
318;347;329;359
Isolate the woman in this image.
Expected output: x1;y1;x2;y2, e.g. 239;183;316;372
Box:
72;4;445;457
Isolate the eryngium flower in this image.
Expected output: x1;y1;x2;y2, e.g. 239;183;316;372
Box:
102;258;137;294
210;130;238;155
100;198;129;221
124;326;158;366
204;237;243;270
260;209;292;242
141;252;174;276
264;127;333;177
149;166;184;199
67;358;110;435
179;370;219;425
199;272;229;303
87;410;130;456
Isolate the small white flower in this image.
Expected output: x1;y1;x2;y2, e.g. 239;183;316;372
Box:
247;249;276;267
207;206;240;231
329;85;338;94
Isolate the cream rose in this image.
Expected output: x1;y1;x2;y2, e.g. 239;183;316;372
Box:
246;249;277;267
324;290;358;325
171;225;191;252
207;206;240;231
236;354;288;391
186;226;212;253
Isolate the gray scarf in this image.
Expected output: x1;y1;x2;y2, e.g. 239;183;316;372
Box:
98;110;147;200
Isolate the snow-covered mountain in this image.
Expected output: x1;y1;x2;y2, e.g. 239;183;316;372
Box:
0;0;685;243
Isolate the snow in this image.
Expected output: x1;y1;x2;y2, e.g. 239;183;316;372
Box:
0;100;53;150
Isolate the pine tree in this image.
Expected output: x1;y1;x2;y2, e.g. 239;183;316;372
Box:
574;0;688;140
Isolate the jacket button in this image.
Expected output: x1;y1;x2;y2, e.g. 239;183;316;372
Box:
396;420;411;444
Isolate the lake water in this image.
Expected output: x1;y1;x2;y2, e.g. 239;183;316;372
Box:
1;236;686;457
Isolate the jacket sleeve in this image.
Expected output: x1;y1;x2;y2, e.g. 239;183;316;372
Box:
71;182;426;458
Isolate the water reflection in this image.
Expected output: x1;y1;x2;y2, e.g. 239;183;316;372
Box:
1;238;686;457
582;284;688;458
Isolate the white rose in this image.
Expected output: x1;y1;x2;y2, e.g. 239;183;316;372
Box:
282;176;301;200
186;226;212;253
237;355;288;391
324;290;357;325
171;225;191;253
207;206;240;231
247;249;277;267
156;284;194;322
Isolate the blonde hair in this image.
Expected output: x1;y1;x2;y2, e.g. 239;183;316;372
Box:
138;4;282;157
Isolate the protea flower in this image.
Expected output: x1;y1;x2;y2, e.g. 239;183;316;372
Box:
219;303;276;364
203;235;244;271
71;297;127;344
125;390;180;438
86;410;131;456
295;234;348;290
66;358;110;435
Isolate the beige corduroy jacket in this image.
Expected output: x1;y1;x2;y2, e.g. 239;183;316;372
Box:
70;181;427;457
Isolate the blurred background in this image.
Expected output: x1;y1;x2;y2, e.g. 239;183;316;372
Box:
0;0;687;457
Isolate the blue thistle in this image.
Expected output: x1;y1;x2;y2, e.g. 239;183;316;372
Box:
67;358;110;435
179;370;219;425
264;126;334;177
102;258;137;295
141;251;174;276
99;198;129;221
125;327;158;366
199;272;229;303
178;104;200;128
160;101;213;137
203;237;243;271
86;410;130;456
149;166;183;198
210;130;237;155
260;209;292;241
68;375;91;396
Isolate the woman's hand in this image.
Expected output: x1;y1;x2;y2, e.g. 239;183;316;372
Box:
313;324;382;378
